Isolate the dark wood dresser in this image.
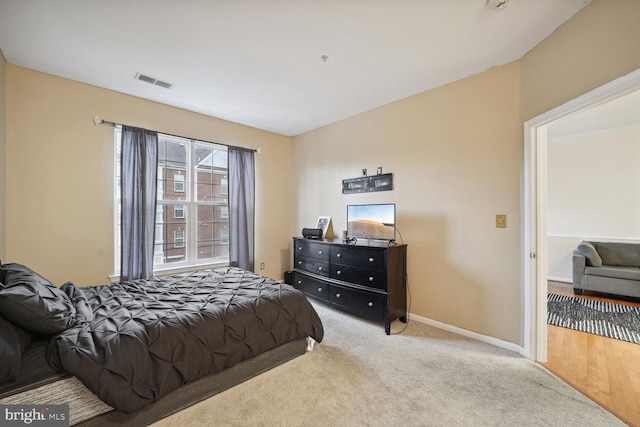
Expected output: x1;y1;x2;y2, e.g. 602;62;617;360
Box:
292;237;407;334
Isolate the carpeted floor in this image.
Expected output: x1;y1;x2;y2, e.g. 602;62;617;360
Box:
152;302;624;426
547;293;640;344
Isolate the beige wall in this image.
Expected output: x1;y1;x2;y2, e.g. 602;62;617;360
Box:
291;0;640;346
520;0;640;122
5;66;291;286
0;50;6;261
292;62;523;344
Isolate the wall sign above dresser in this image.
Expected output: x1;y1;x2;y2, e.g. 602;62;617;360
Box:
292;237;407;334
342;173;393;194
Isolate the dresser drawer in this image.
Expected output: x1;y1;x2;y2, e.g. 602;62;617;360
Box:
294;240;330;261
295;256;329;277
330;246;385;271
329;285;385;321
330;266;387;290
293;272;329;301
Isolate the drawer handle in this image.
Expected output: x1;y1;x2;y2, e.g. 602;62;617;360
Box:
337;270;341;275
336;253;341;258
369;276;374;282
317;287;322;292
297;280;301;284
336;293;341;298
369;257;374;263
298;261;302;265
318;266;323;271
298;246;302;250
319;250;323;255
368;302;374;307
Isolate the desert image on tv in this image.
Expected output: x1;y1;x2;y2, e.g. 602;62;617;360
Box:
348;220;394;240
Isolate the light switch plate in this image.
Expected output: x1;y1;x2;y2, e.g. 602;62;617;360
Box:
496;214;507;228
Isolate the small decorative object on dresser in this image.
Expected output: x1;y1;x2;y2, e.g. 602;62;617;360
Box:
292;237;407;334
315;216;331;237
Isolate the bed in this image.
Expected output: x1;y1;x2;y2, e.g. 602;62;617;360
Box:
0;263;324;425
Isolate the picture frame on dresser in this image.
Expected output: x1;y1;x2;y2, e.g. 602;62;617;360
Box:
315;216;331;236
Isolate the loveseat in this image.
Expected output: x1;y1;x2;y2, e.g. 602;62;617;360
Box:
572;241;640;298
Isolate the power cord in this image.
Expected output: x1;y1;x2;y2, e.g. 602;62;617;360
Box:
391;229;410;335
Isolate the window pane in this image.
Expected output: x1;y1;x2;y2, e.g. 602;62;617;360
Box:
212;173;228;202
158;137;188;168
157;137;188;201
196;205;229;261
197;241;214;260
154;204;187;265
221;178;228;195
196;180;213;202
197;205;215;243
215;225;229;259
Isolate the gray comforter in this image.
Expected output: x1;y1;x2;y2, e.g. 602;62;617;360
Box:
46;267;324;413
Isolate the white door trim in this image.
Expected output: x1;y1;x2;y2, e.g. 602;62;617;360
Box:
522;68;640;361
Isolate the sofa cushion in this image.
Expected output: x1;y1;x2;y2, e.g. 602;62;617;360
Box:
595;242;640;267
577;241;602;267
585;265;640;281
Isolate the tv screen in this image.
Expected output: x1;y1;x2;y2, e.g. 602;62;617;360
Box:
347;203;396;241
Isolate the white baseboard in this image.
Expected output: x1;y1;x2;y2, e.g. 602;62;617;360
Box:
547;276;571;284
408;312;525;356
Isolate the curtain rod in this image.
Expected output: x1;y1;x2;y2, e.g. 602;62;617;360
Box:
93;115;261;154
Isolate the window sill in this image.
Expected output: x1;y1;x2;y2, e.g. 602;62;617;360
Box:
109;261;230;283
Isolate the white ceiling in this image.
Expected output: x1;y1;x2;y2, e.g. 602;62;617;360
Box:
0;0;592;137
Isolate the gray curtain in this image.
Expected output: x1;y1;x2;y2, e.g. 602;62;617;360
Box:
228;146;255;271
120;126;158;281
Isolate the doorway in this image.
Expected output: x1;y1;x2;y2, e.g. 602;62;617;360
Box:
523;68;640;362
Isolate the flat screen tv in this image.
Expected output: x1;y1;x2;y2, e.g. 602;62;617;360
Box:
347;203;396;241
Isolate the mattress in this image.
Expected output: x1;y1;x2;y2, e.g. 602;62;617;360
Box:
1;338;309;426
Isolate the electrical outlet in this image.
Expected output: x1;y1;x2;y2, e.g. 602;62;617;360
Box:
259;262;265;270
496;214;507;228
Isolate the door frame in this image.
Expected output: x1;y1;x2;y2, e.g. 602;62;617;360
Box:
523;68;640;361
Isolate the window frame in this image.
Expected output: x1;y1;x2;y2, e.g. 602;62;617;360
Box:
113;128;230;278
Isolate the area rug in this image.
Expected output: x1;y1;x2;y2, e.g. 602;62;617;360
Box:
547;293;640;344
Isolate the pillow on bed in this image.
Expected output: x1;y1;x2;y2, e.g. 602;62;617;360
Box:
0;315;32;384
0;263;76;334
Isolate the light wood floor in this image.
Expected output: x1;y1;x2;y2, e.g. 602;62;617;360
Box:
543;281;640;426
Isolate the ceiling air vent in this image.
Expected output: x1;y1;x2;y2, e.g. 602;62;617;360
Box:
134;72;174;89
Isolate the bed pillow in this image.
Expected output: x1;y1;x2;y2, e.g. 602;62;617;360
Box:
0;316;32;383
0;264;76;334
577;241;602;267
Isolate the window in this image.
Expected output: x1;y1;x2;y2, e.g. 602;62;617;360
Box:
174;174;185;192
174;229;185;248
221;178;228;195
115;129;229;275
